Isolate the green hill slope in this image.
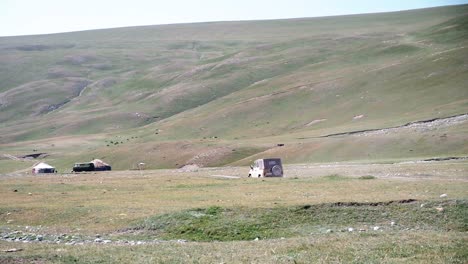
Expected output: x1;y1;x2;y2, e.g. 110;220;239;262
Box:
0;5;467;172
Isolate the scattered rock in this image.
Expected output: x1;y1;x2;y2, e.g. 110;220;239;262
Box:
373;226;380;231
4;248;23;253
178;164;200;172
390;221;396;226
306;119;327;126
348;227;354;232
323;114;468;138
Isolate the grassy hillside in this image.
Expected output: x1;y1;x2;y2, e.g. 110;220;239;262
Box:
0;5;467;172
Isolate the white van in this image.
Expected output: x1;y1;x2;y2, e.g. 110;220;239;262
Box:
248;158;283;178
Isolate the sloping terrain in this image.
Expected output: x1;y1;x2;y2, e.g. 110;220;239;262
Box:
0;5;467;172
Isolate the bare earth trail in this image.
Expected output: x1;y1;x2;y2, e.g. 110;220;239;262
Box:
199;161;468;182
1;159;466;180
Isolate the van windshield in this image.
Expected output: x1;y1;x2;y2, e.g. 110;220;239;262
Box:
75;163;91;167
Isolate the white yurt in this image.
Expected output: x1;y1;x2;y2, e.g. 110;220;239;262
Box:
32;162;56;174
90;159;111;171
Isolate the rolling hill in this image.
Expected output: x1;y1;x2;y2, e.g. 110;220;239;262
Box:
0;5;467;173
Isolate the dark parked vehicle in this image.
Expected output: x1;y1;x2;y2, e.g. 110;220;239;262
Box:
72;162;95;172
94;165;111;171
73;159;112;172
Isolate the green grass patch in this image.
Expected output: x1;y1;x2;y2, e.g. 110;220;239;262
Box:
132;199;467;242
378;44;421;55
322;174;350;181
359;175;376;180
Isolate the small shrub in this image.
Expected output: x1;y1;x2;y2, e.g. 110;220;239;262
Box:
205;206;222;216
323;174;349;181
359;175;376;180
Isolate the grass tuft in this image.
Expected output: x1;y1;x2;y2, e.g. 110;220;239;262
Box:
359;175;376;180
322;174;350;181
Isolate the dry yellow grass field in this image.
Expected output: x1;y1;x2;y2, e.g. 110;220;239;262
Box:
0;161;467;263
1;161;466;233
0;161;468;263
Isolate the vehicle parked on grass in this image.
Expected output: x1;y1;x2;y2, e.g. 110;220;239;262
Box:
248;158;283;177
72;162;95;172
72;159;112;172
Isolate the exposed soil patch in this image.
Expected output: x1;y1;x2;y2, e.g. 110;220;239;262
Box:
39;100;70;114
422;156;468;162
332;199;417;207
19;153;48;159
306;119;327;126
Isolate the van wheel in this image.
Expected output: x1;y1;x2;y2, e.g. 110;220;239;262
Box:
271;165;283;176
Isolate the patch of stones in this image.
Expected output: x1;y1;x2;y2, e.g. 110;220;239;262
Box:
322;225;388;234
1;222;403;246
0;229;184;246
321;113;468;137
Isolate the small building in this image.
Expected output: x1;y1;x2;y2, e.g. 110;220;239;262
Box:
32;162;56;174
